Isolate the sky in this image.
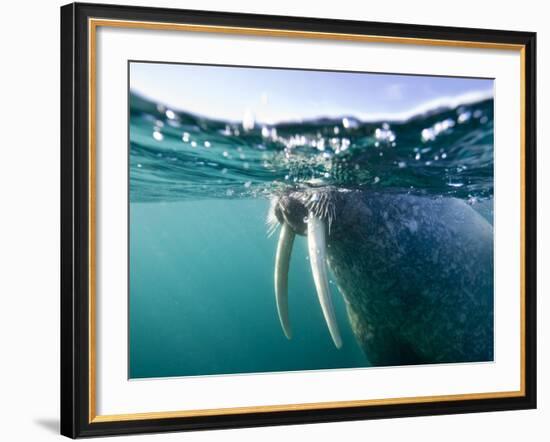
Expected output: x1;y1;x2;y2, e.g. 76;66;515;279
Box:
130;62;493;124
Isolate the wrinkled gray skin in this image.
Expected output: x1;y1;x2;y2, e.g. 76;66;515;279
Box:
275;189;494;366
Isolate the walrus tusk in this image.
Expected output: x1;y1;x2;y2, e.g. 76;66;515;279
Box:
275;222;295;339
307;215;343;349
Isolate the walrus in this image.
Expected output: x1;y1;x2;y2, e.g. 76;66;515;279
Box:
270;187;494;366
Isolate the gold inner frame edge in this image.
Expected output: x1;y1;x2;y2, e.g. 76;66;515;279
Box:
87;17;527;424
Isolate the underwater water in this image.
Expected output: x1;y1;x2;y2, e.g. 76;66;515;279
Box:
129;91;494;379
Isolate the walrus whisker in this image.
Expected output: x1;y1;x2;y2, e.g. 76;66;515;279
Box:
307;214;343;349
266;199;281;238
274;222;295;339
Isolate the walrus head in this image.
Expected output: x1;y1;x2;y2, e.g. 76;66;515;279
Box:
268;188;348;349
269;187;495;364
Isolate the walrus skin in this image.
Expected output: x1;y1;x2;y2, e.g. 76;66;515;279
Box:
273;188;494;366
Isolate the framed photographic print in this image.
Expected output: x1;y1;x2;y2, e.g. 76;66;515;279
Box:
60;2;537;438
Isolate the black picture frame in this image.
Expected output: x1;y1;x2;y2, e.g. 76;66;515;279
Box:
61;2;537;438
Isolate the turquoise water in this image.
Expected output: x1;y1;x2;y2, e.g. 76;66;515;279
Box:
130;199;366;378
129;91;494;379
